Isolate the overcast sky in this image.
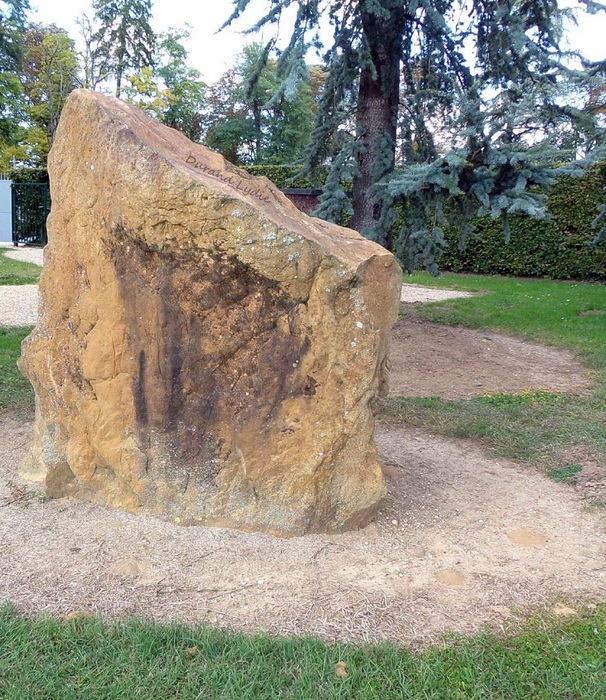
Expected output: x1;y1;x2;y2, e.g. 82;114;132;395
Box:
30;0;606;86
30;0;286;84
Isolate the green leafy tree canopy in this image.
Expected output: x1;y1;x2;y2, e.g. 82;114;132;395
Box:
21;24;79;145
0;0;30;165
205;42;317;166
124;27;207;142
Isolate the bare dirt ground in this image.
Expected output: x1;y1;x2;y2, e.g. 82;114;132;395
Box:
1;416;605;644
0;286;604;644
389;315;594;399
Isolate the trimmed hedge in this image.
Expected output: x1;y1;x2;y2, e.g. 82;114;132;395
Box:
15;162;605;280
249;162;606;280
8;168;49;184
440;163;606;280
241;164;325;189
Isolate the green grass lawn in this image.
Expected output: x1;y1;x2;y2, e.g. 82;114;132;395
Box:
0;327;34;413
0;248;42;286
1;272;606;696
0;248;39;414
384;273;606;475
1;603;605;699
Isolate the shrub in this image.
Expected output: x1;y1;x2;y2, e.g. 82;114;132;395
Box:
8;168;49;184
241;164;325;189
440;163;606;280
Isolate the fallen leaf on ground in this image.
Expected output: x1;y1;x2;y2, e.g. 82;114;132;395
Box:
335;661;348;678
63;611;95;621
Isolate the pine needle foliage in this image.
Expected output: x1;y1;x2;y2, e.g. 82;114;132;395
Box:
223;0;606;272
92;0;155;98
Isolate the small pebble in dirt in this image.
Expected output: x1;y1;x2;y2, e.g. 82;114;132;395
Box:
391;519;399;526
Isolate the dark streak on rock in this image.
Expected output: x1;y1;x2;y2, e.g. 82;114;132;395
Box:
110;229;312;491
134;349;149;426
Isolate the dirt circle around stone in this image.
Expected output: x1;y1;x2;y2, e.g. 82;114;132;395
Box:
1;417;605;644
1;300;604;644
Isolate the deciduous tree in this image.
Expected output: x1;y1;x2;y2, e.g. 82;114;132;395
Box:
21;24;79;147
0;0;30;166
205;43;317;166
76;13;108;90
124;28;207;142
155;29;207;141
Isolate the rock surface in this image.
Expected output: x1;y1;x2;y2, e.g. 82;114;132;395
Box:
19;90;401;536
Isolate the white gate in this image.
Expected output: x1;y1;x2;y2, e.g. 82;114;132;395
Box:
0;173;12;243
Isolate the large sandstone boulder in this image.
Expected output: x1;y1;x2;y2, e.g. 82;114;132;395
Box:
19;90;402;536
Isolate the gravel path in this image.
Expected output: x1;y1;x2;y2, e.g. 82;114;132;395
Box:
0;244;45;266
400;284;473;303
0;246;43;327
0;285;39;327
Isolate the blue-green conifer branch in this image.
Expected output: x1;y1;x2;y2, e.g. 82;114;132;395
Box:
225;0;606;271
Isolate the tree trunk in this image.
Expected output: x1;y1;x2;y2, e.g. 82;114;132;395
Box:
115;69;122;98
253;100;262;163
350;1;406;249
